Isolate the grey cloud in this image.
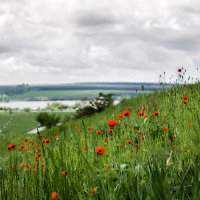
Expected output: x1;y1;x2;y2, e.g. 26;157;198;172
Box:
72;9;120;27
0;0;199;84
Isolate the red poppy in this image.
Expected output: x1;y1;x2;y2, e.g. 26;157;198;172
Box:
83;146;87;151
107;129;113;134
42;139;50;144
108;119;116;127
123;110;131;117
88;126;93;131
182;95;188;104
138;111;144;116
163;126;169;132
91;188;97;195
153;111;158;116
20;163;27;167
96;147;105;155
34;155;39;162
60;171;67;176
118;113;123;120
7;143;16;150
40;163;45;167
51;192;58;199
96;130;101;135
134;143;139;148
182;95;188;101
105;165;111;171
30;163;35;168
141;135;145;140
137;131;142;135
127;139;132;144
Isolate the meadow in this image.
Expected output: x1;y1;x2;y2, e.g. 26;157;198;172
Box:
0;81;200;199
0;112;72;135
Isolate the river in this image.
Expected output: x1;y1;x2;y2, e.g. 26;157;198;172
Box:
0;100;120;110
0;100;84;110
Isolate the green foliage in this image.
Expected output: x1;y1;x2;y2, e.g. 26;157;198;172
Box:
0;83;200;200
75;93;114;118
36;112;60;128
0;112;38;135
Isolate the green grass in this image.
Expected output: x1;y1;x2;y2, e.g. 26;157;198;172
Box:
10;89;153;100
0;111;73;135
0;83;200;200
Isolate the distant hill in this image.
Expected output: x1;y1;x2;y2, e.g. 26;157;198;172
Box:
0;82;172;101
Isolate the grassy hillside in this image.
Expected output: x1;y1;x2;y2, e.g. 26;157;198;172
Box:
0;83;200;200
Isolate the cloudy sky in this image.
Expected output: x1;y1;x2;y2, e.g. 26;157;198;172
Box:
0;0;199;84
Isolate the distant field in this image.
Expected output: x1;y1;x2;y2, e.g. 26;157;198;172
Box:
0;111;72;135
10;89;153;100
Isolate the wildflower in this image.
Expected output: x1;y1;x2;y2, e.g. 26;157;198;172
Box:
137;131;141;135
163;126;169;132
20;163;27;167
127;139;132;144
24;137;28;142
96;130;101;135
182;95;188;104
34;155;39;162
153;111;158;116
105;165;111;171
83;146;87;151
188;122;192;126
141;135;145;140
107;129;113;134
60;171;67;176
138;111;144;116
33;168;37;174
183;99;187;104
51;192;58;199
134;143;139;148
96;147;105;155
91;188;97;195
7;144;16;150
108;119;116;127
42;139;50;144
40;163;45;167
123;110;131;117
30;163;35;168
118;113;123;120
88;126;93;131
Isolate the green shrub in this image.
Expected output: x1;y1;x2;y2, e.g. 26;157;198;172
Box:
36;112;60;128
75;93;114;118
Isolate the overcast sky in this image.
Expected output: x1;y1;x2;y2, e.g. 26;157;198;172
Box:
0;0;199;84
